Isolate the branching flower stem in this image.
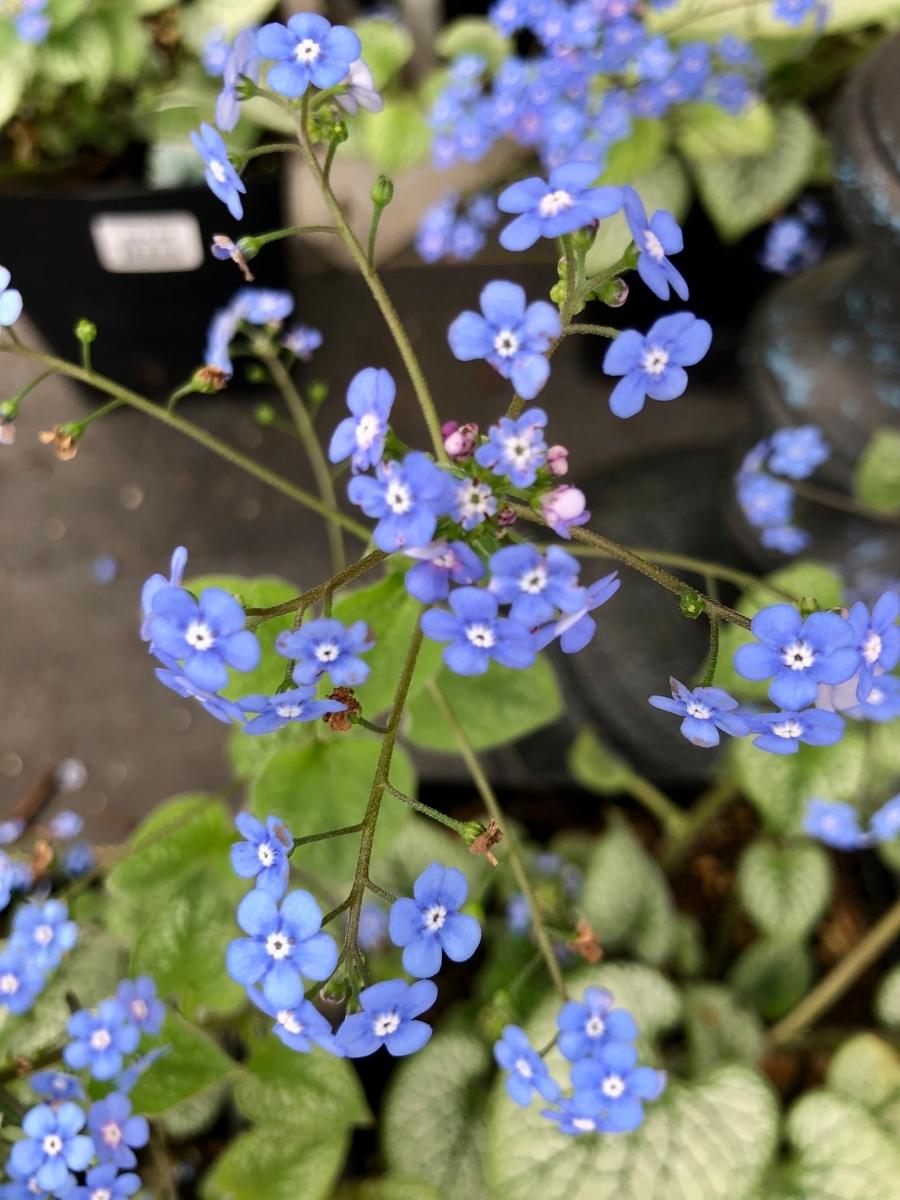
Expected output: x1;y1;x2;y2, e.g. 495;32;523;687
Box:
244;549;385;626
384;782;471;839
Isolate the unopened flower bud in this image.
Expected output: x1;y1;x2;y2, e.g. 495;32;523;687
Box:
444;421;478;460
74;319;97;345
541;485;589;538
39;425;79;461
194;366;229;394
597;276;629;308
547;444;569;476
245;364;269;385
307;380;329;409
371;175;394;208
679;589;705;619
799;595;819;617
497;506;517;529
254;403;277;427
331;119;349;144
571;226;596;253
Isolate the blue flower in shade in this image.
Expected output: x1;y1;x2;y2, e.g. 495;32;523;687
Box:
336;57;385;116
231;286;294;326
248;987;342;1054
216;29;260;132
347;452;454;552
871;794;900;844
734;605;858;710
46;810;82;840
116;976;165;1036
404;540;485;604
767;425;829;480
231;813;293;897
388;862;482;978
205;303;241;375
760;215;823;276
88;1093;149;1169
494;1026;561;1107
8;1103;93;1196
710;72;754;114
533;572;621;654
14;0;50;43
421;588;536;676
0;949;45;1015
155;667;243;724
256;13;360;99
540;1092;608;1136
448;281;561;400
226;888;338;1009
11;899;78;972
602;313;712;419
140;546;188;642
847;592;900;700
649;678;749;748
335;979;437;1058
849;674;900;723
489;544;585;626
452;478;498;531
238;688;346;735
282;324;323;360
557;988;638;1062
71;1165;141;1200
62;842;92;878
772;0;819;26
749;708;844;755
358;905;389;952
803;799;869;850
114;1045;169;1096
64;999;140;1081
191;123;246;220
506;894;531;935
276;618;374;687
761;525;810;556
569;1044;667;1133
622;187;687;301
0;267;23;326
0;818;23;845
29;1072;85;1103
328;367;395;473
474;407;548;487
202;28;229;75
147;585;261;693
736;471;794;531
498;163;622;250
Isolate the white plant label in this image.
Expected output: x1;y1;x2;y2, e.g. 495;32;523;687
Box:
90;212;204;274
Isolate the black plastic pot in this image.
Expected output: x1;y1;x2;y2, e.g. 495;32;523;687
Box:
0;164;285;396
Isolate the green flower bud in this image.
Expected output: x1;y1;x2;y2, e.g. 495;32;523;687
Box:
595;277;629;308
571;226;596;253
245;364;270;385
679;589;706;619
799;595;819;617
254;403;277;427
74;319;97;345
371;175;395;208
307;380;329;408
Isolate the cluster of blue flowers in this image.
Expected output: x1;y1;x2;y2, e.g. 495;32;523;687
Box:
804;793;900;851
204;285;298;376
415;192;499;263
227;815;480;1060
759;199;825;276
0;810;93;918
650;589;900;753
5;0;49;44
495;986;665;1135
736;424;830;555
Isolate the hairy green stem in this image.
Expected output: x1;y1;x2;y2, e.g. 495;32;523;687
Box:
244;549;385;626
702;614;720;686
242;223;339;252
561;234;578;326
291;823;363;850
385;782;470;837
790;478;900;526
625;774;687;838
564;322;620;339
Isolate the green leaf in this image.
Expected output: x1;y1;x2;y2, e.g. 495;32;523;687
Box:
692;104;817;242
406;658;562;752
334;1183;442;1200
0;51;29;129
599;118;668;184
728;938;813;1020
383;1032;491;1199
377;816;485;900
683;984;765;1078
736;837;832;939
655;0;900;41
828;1034;900;1117
129;1013;235;1117
675;101;775;163
585;154;690;275
42;18;115;91
251;734;415;891
355;17;414;89
854;428;900;515
355;96;431;173
435;18;511;71
875;963;900;1029
568;725;634;795
201;1126;350;1200
180;0;281;47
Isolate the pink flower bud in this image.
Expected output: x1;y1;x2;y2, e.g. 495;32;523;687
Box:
441;420;459;437
497;506;517;528
444;421;479;460
547;445;569;476
541;485;590;539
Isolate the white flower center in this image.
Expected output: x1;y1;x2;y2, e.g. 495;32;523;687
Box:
466;622;496;649
373;1011;400;1037
862;631;883;665
519;565;548;595
502;435;539;471
276;702;303;719
385;480;413;515
356;413;381;451
277;1009;304;1036
868;687;884;705
265;932;292;960
571;1116;597;1132
514;1056;533;1079
782;640;815;671
423;904;447;931
433;550;458;570
493;329;520;358
131;999;149;1022
33;924;54;947
585;1014;606;1038
0;973;19;995
90;1028;112;1051
42;1134;63;1157
185;620;216;651
458;480;494;517
686;700;712;720
772;719;803;739
295;37;321;63
257;842;276;867
314;641;340;663
602;1074;626;1099
641;346;669;376
100;1121;122;1148
92;1190;112;1200
208;159;228;185
644;230;665;261
538;189;574;218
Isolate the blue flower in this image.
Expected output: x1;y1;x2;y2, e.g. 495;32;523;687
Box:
760;214;823;276
540;1091;608;1136
282;324;323;360
848;674;900;722
489;544;585;626
622;187;687;301
116;976;165;1036
226;888;338;1009
498;163;622;250
238;688;346;735
749;708;844;755
448;281;560;400
846;592;900;701
388;862;482;978
248;987;342;1054
8;1103;93;1196
404;540;485;604
202;28;230;76
772;0;820;26
533;572;621;654
734;605;858;710
256;13;360;99
570;1043;667;1132
276;617;375;687
141;546;188;643
649;678;749;748
13;0;49;43
0;949;45;1015
557;987;639;1062
191;123;246;220
328;367;395;473
62;844;95;877
216;29;260;132
46;810;82;840
0;267;23;327
602;313;712;419
28;1072;85;1103
761;525;810;555
335;978;437;1058
358;905;389;952
474;407;548;488
871;795;900;843
347;452;454;551
231;813;293;897
421;588;536;675
88;1093;149;1169
452;478;498;531
336;57;384;115
155;667;244;724
736;471;794;530
236;287;295;325
71;1165;141;1200
0;818;24;845
710;72;753;115
64;999;140;1081
803;799;869;850
11;899;78;972
494;1025;561;1107
767;425;829;480
147;585;261;693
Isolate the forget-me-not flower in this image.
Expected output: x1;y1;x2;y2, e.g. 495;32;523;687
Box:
602;313;712;419
494;1025;561;1107
347;452;454;551
533;572;621;654
622;187;687;301
475;407;548;487
64;999;140;1081
11;899;78;973
421;587;536;675
388;862;481;978
216;29;260;131
87;1093;149;1169
191;123;246;220
248;987;342;1054
452;478;498;531
803;799;869;850
282;324;323;360
0;266;23;327
8;1103;93;1196
749;708;844;755
556;987;639;1062
256;13;361;98
498;164;622;250
71;1165;141;1200
767;425;829;479
649;678;749;748
846;592;900;701
147;585;261;693
238;687;346;735
489;544;585;627
277;617;375;688
336;58;384;114
0;949;45;1016
329;367;395;473
116;976;165;1036
230;812;294;897
335;978;437;1057
29;1072;85;1103
849;674;900;722
570;1043;667;1132
404;540;485;604
140;546;188;642
734;605;858;710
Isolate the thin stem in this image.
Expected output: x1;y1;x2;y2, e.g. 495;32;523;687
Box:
357;716;388;734
768;895;900;1047
323;137;339;184
561;234;578;326
625;775;687;838
291;823;363;849
239;142;304;162
702;614;720;686
321;896;352;925
264;350;346;571
8;367;54;406
661;778;739;871
243;224;339;252
385;782;470;837
564;323;621;339
791;478;900;526
244;549;386;626
365;879;396;903
367;201;386;270
76;397;122;430
427;680;568;1001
